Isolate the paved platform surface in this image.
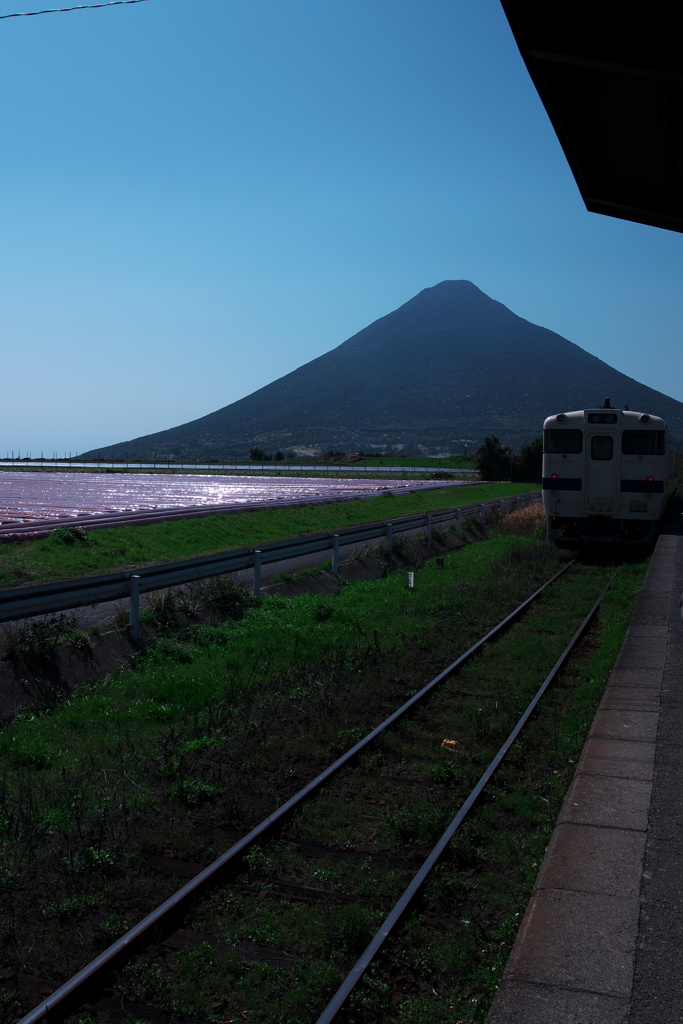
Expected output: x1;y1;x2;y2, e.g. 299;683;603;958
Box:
487;523;683;1024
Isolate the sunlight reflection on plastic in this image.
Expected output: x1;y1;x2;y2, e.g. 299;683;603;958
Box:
0;473;417;525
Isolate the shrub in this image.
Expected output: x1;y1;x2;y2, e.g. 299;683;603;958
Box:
203;576;257;618
47;526;90;546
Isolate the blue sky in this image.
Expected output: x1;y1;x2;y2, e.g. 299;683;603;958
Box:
2;0;682;456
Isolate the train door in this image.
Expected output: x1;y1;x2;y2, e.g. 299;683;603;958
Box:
585;432;618;513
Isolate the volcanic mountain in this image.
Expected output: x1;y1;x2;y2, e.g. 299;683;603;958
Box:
82;281;683;459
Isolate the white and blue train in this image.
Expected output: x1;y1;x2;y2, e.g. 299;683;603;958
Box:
542;401;681;545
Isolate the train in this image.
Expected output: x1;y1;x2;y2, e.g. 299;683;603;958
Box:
542;401;681;545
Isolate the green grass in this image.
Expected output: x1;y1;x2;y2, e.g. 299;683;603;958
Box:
340;558;648;1024
0;523;648;1023
0;535;562;916
357;454;473;469
0;532;553;778
0;481;534;588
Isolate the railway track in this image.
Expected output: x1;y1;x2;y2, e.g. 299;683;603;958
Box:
10;560;618;1024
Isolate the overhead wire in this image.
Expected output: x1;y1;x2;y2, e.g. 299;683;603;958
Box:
0;0;151;18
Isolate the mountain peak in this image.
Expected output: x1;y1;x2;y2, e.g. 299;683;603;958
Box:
81;282;683;459
387;279;518;329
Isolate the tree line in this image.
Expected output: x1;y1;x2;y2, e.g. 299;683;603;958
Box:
474;436;542;483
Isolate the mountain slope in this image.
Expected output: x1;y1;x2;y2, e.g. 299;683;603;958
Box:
82;281;683;458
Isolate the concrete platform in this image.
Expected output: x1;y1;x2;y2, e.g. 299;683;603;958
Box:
487;525;683;1024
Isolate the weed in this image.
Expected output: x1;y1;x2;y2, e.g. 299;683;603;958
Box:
43;893;100;920
427;757;462;785
2;613;82;664
273;572;295;583
296;559;332;577
121;954;167;1005
0;991;24;1023
171;779;219;806
177;940;218;979
330;726;365;754
500;503;546;535
141;591;181;633
330;903;376;956
63;627;91;652
491;829;524;868
97;913;135;946
312;598;334;622
348;967;392;1019
203;575;257;618
0;735;53;769
184;623;229;647
387;802;447;846
0;866;15;888
245;844;275;876
181;735;219;754
71;847;116;874
213;890;244;916
141;637;194;666
498;790;545;824
391;537;407;558
365;750;386;773
313;867;345;890
47;526;90;547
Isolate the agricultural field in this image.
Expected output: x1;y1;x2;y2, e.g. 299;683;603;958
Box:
0;482;534;588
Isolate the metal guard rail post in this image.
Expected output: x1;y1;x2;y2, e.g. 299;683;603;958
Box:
0;492;541;625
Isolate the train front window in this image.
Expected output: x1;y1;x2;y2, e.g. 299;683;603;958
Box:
591;435;613;461
622;431;665;456
544;429;582;454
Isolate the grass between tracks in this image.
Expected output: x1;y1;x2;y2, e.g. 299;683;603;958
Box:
0;517;647;1024
0;482;531;589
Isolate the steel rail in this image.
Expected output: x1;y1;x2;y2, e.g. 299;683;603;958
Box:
0;493;541;623
315;569;619;1024
16;558;568;1024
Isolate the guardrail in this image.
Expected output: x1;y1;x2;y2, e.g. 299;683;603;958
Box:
0;492;541;635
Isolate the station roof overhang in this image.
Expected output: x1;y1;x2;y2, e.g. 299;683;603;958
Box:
499;1;683;233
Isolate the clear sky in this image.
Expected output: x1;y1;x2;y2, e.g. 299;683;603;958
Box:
2;0;682;457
